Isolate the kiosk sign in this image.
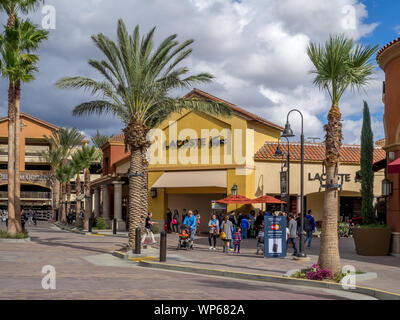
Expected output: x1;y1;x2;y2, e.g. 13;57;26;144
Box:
264;216;287;258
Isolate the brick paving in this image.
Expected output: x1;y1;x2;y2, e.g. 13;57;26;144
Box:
164;231;400;294
0;222;374;300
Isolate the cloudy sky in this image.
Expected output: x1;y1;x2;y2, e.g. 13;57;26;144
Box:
1;0;399;145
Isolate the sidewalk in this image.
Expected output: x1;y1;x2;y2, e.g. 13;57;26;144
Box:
159;233;400;295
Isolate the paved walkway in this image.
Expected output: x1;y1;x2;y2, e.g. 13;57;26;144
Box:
0;222;375;300
162;231;400;295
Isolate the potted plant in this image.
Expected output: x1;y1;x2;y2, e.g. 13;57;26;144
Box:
353;102;392;256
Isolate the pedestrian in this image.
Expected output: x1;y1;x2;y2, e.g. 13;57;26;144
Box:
28;209;33;226
183;210;197;249
208;214;219;250
141;212;157;245
287;214;298;256
166;208;172;233
255;211;265;236
172;209;179;233
248;210;255;222
181;208;187;224
220;215;233;253
233;227;242;254
240;215;250;240
296;214;302;238
33;211;38;226
195;209;201;234
229;211;237;226
303;210;316;249
21;209;26;232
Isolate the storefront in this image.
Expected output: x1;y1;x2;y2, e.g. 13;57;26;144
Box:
92;89;386;233
254;142;386;223
92;89;283;232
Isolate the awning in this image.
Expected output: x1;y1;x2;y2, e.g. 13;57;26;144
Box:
151;170;227;189
252;195;286;204
217;195;253;205
388;158;400;174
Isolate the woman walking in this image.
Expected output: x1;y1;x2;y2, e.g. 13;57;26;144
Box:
220;215;233;253
208;214;220;250
172;209;180;233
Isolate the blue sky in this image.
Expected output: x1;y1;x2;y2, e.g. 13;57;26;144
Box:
0;0;397;144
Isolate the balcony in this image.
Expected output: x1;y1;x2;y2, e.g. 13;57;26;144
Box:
0;191;51;200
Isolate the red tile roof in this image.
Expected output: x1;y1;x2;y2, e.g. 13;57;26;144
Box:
108;132;124;143
255;142;386;164
185;88;284;131
377;37;400;63
0;112;59;130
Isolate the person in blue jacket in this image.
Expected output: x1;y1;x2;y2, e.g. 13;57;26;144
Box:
240;215;250;240
183;210;197;249
303;210;316;249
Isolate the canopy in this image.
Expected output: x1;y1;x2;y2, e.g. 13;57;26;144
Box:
216;195;254;205
252;195;286;204
388;158;400;174
151;170;227;189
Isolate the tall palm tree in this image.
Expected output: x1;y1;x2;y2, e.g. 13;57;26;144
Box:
55;165;68;223
56;19;232;248
0;18;48;236
0;0;45;235
91;129;110;149
75;146;101;230
307;34;379;273
64;164;75;222
70;152;84;227
40;147;62;220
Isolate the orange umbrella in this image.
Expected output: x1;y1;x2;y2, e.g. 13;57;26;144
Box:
216;195;254;205
252;195;286;204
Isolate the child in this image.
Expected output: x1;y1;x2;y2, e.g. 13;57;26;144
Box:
233;227;242;254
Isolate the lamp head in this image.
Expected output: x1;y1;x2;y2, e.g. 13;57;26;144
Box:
274;144;284;158
282;122;295;138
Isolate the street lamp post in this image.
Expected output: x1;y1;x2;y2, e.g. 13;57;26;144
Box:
274;137;290;215
281;109;306;258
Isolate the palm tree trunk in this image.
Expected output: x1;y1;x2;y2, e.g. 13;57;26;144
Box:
128;148;144;248
83;168;90;230
14;81;22;233
319;104;342;274
75;174;82;227
58;181;62;222
141;149;149;230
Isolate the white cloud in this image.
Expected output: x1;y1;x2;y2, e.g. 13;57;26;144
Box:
0;0;382;143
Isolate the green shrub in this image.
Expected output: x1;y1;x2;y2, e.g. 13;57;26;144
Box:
0;230;29;239
338;223;351;237
93;217;109;230
358;224;387;229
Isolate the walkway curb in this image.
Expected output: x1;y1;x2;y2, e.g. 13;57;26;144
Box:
137;260;400;301
0;237;31;243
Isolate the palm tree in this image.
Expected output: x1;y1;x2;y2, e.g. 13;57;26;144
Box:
91;129;110;149
44;127;85;217
0;1;44;27
70;152;84;227
40;147;62;220
75;146;101;230
307;34;379;273
0;18;48;236
55;165;68;223
64;164;75;222
56;19;232;248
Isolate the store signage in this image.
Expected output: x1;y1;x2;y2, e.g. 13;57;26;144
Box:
165;136;225;150
211;200;227;210
0;173;50;182
264;215;287;258
308;173;351;185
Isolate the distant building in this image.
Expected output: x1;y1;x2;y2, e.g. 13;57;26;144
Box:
377;36;400;254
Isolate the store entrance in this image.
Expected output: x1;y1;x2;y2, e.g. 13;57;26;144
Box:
340;197;361;222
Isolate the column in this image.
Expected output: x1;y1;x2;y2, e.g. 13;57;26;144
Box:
94;187;100;218
113;181;125;231
101;185;111;225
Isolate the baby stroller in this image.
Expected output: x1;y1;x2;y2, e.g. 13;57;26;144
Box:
256;230;265;255
177;225;190;250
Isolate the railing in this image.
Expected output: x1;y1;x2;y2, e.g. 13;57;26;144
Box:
0;191;51;199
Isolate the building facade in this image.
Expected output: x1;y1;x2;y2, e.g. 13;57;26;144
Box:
92;89;385;233
377;36;400;254
0;112;100;217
